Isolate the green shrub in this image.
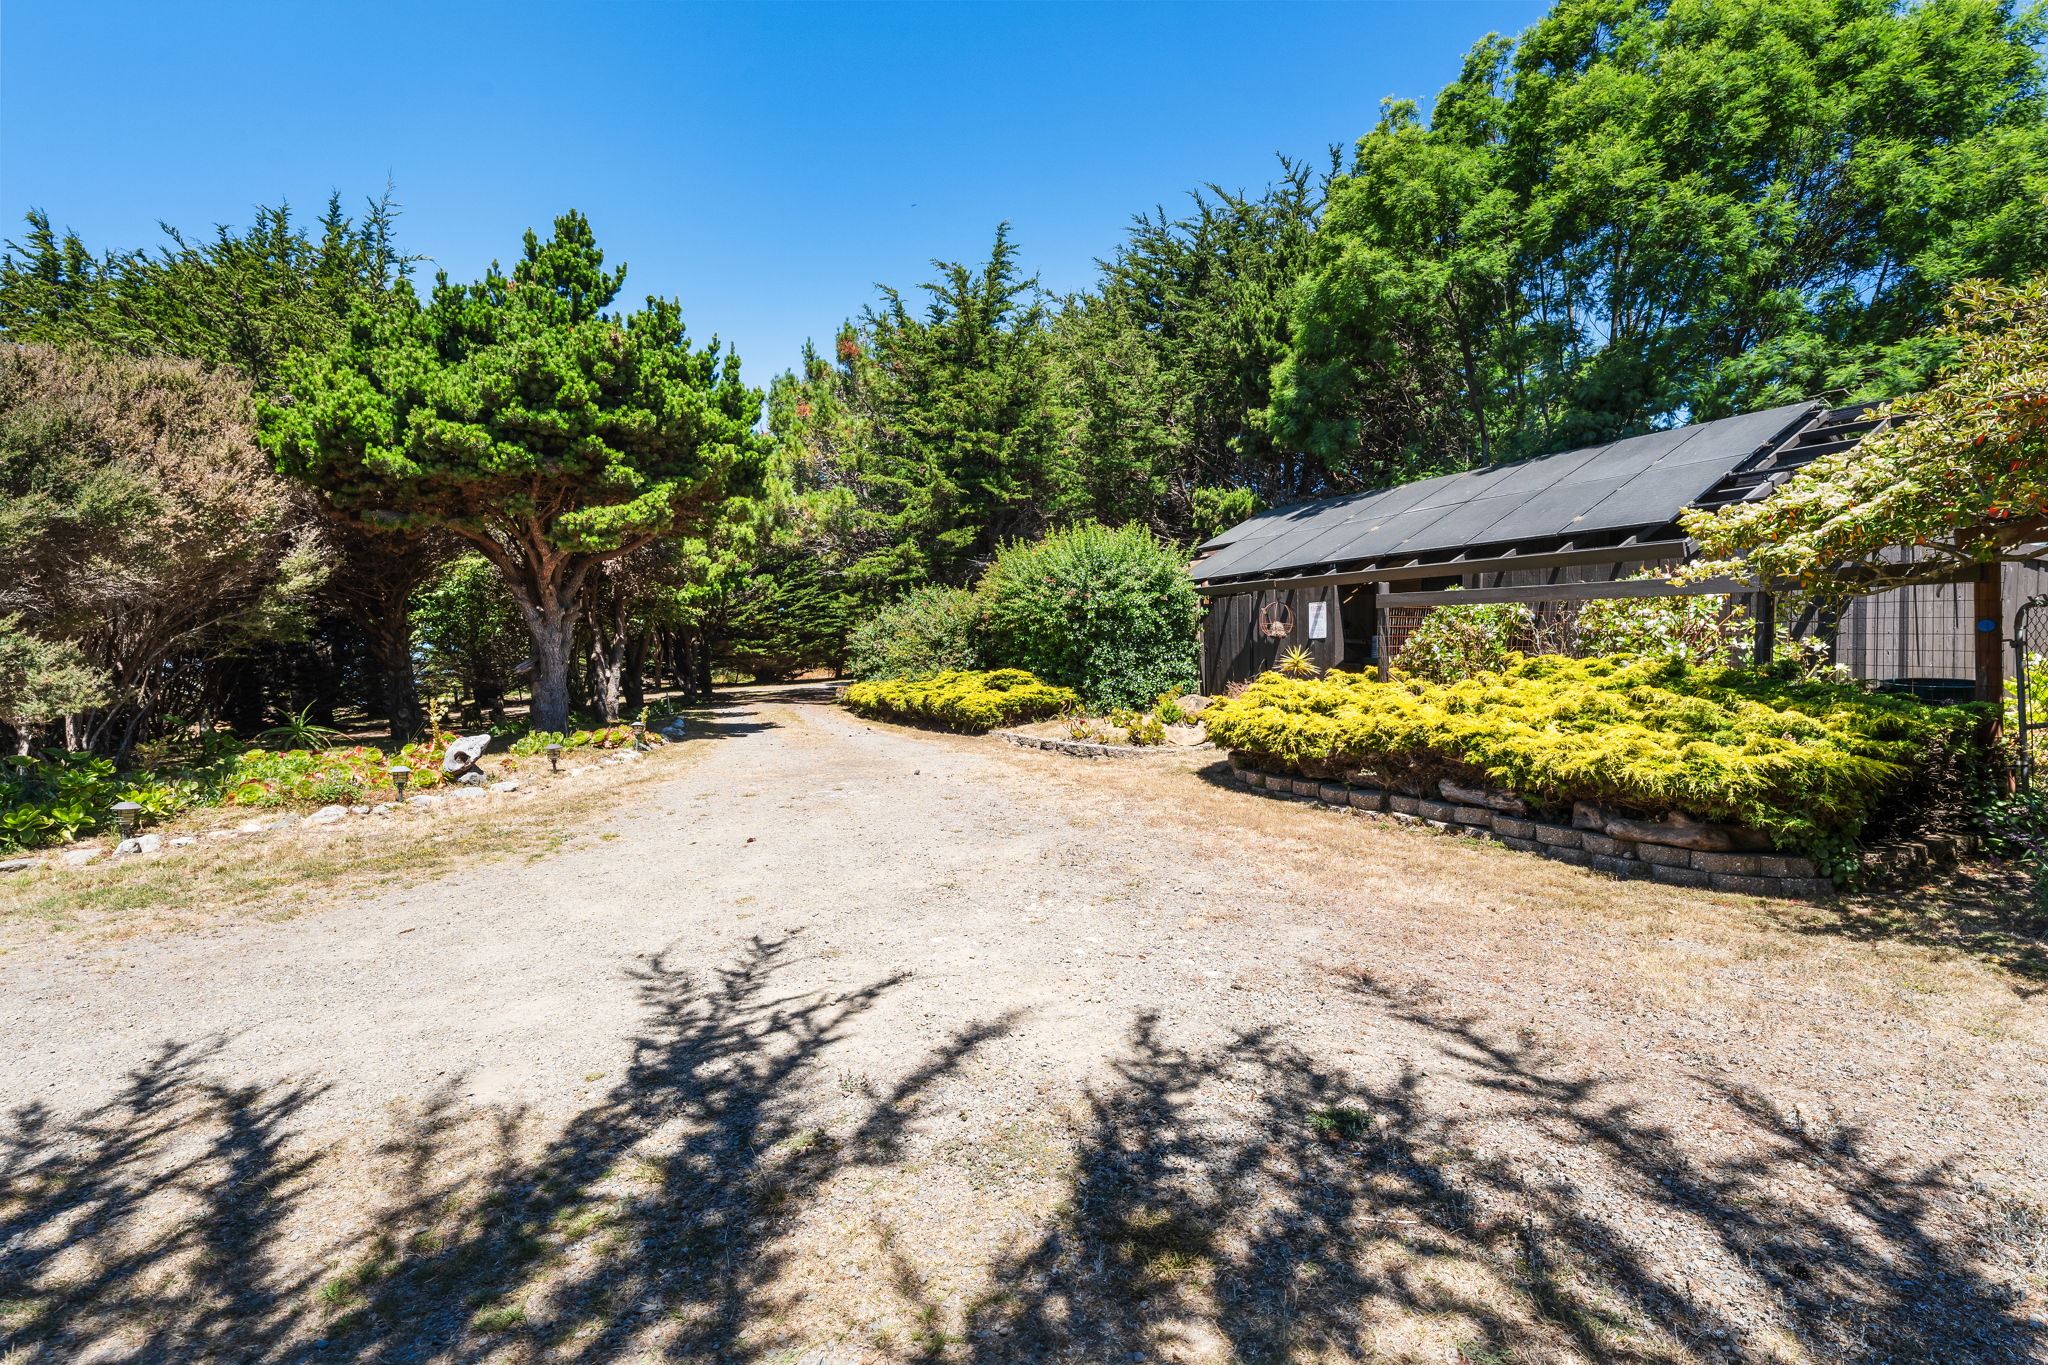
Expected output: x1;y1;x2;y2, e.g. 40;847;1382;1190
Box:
843;669;1079;733
1575;585;1751;665
1395;598;1531;683
979;523;1198;710
1152;690;1190;726
0;751;198;851
1202;654;1984;870
225;743;446;807
846;585;986;681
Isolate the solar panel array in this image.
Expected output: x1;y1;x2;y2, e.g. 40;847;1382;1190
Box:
1193;402;1816;582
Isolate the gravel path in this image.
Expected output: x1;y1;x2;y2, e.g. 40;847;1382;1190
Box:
4;686;2045;1364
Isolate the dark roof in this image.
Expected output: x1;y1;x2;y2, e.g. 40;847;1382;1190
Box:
1194;401;1820;583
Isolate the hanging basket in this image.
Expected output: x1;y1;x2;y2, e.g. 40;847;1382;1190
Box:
1257;601;1294;640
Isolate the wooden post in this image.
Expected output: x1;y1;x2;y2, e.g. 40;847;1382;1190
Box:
1752;591;1775;668
1976;563;2006;708
1375;586;1391;683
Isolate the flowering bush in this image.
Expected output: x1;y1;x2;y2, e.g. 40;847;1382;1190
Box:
1575;587;1751;665
1395;599;1532;683
1684;272;2048;597
223;742;452;807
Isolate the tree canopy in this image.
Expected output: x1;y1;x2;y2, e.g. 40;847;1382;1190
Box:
1274;0;2048;488
261;211;765;729
1685;271;2048;594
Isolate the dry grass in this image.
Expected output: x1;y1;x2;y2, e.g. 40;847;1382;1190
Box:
0;745;708;951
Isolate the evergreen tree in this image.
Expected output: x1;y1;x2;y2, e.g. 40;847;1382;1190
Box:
783;226;1071;589
1276;0;2048;478
261;212;765;731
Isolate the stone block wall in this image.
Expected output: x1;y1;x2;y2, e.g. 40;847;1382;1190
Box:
1221;761;1968;898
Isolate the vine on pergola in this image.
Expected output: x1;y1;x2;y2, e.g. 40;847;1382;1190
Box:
1683;273;2048;599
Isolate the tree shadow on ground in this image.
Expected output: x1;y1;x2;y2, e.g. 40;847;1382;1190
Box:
951;986;2042;1365
0;937;1013;1363
1789;865;2048;989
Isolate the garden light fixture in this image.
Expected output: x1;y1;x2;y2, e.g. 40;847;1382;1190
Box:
111;801;142;840
545;743;563;773
631;721;645;751
388;765;411;801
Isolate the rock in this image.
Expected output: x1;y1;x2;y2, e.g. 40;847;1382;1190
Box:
1176;694;1214;716
63;848;104;866
616;750;642;762
348;805;371;815
169;836;197;847
450;786;488;799
267;814;301;831
114;834;164;855
304;806;348;826
406;794;445;807
455;770;489;786
207;830;240;841
442;733;492;775
1440;781;1528;814
236;818;271;833
1582;803;1770;853
1163;724;1207;747
0;857;41;872
371;802;397;814
488;779;519;793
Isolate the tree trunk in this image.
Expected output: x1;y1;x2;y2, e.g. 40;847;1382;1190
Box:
623;631;649;713
587;596;629;723
366;610;425;742
525;607;577;733
694;630;714;700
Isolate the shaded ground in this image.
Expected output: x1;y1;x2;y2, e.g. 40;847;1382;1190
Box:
2;686;2045;1363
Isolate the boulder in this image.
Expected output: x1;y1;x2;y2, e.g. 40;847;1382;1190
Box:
169;836;197;847
450;786;489;800
1590;806;1770;852
114;834;164;855
267;814;302;831
489;779;520;793
0;857;42;872
455;770;489;786
63;848;104;866
1440;780;1527;814
1176;695;1214;716
305;806;348;826
442;733;492;776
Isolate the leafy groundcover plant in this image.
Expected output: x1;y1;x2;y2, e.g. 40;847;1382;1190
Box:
1202;655;1986;870
844;669;1079;733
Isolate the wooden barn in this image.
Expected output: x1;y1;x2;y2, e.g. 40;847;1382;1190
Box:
1192;400;2048;700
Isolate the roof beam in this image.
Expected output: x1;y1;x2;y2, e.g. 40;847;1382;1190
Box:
1384;576;1752;607
1197;537;1692;597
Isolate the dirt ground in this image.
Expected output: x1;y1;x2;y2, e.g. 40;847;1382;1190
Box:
2;685;2046;1364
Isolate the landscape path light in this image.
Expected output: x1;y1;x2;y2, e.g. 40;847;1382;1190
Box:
111;801;142;840
545;743;563;773
388;765;411;801
631;721;645;751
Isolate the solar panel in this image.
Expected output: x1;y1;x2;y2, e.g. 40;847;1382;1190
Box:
1194;402;1815;581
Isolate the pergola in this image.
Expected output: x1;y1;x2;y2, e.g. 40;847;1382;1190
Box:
1190;400;2012;702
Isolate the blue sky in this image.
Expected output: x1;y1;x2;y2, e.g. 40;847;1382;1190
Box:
2;0;1545;382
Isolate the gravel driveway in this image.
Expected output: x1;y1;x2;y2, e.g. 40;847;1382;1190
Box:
3;686;2045;1364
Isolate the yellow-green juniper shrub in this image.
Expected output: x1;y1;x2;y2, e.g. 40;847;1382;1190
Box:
843;669;1079;733
1202;654;1984;867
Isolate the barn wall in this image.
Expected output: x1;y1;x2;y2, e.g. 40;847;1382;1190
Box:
1199;584;1345;692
